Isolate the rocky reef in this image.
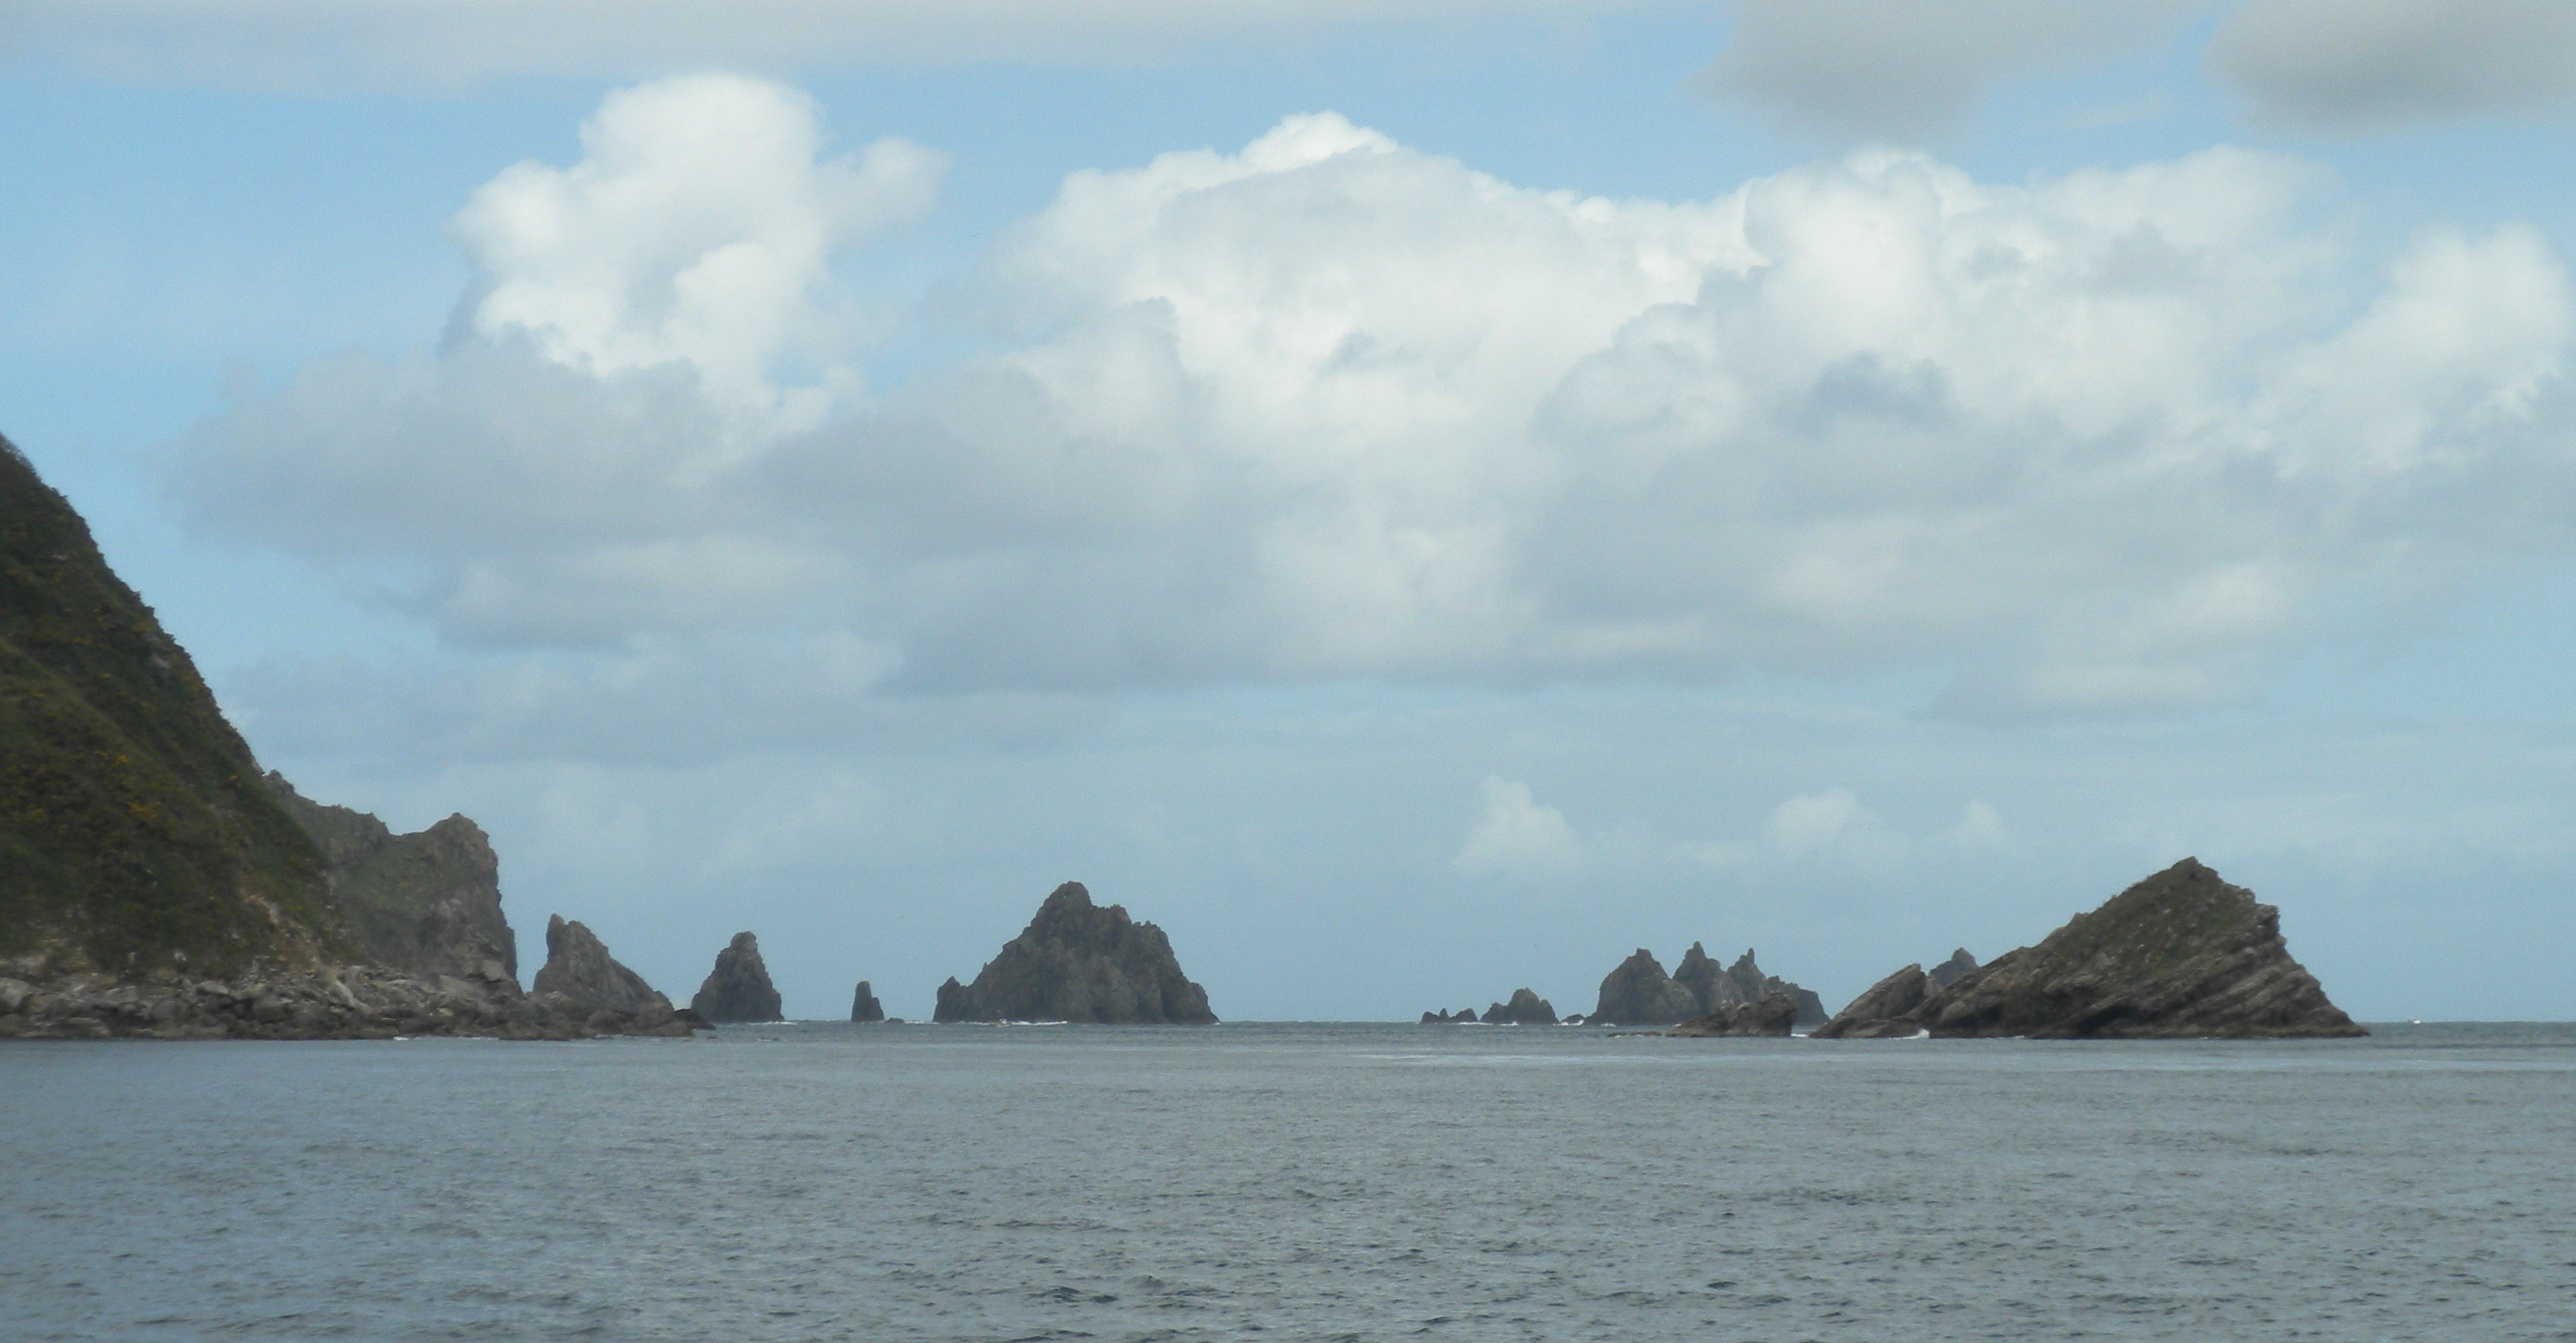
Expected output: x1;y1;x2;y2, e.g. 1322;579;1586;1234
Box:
1669;991;1800;1037
1594;944;1826;1027
934;882;1215;1024
1420;1006;1482;1023
691;932;785;1022
1817;859;2366;1039
1481;988;1557;1025
529;916;689;1034
851;980;885;1023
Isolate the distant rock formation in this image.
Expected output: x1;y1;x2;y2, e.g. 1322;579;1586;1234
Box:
266;775;518;989
691;932;785;1023
1928;948;1979;989
1670;991;1800;1037
1671;942;1827;1028
529;916;686;1034
1482;988;1557;1025
851;980;885;1022
1420;1007;1483;1023
1594;949;1705;1025
934;882;1215;1024
1820;860;2366;1039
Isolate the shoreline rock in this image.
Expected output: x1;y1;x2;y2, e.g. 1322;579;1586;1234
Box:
530;916;690;1036
1481;988;1558;1025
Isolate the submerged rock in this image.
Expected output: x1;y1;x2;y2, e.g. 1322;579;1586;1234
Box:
1482;988;1558;1025
1592;949;1703;1025
691;932;785;1023
1825;860;2366;1040
1670;991;1800;1037
933;882;1215;1024
851;980;885;1023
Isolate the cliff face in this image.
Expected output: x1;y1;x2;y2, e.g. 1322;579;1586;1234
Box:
1823;860;2365;1040
265;775;517;987
531;915;672;1020
692;931;785;1022
933;882;1215;1024
0;435;334;976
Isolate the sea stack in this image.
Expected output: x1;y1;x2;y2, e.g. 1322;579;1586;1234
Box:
1592;949;1708;1025
531;916;687;1033
1671;941;1828;1028
691;932;785;1023
933;882;1215;1024
1819;859;2366;1039
1481;988;1558;1025
851;980;885;1023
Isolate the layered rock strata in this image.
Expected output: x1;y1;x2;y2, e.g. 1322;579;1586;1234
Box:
692;932;785;1022
1481;988;1557;1025
851;980;885;1023
934;882;1215;1024
1820;859;2366;1039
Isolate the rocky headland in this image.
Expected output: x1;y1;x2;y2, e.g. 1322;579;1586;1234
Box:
1817;859;2366;1039
934;882;1215;1024
0;434;691;1041
692;932;785;1022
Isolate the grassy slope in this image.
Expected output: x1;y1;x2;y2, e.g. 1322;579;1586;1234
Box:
0;434;335;974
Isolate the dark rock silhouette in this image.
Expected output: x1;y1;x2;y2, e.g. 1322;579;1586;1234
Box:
531;915;683;1034
1481;988;1557;1025
1420;1006;1485;1022
933;882;1215;1024
1823;860;2366;1039
1671;991;1800;1037
1593;949;1703;1025
266;776;517;988
691;932;784;1023
1814;964;1936;1038
851;980;885;1022
1672;941;1827;1028
1929;948;1979;989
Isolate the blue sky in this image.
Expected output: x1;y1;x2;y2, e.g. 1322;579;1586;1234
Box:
7;1;2576;1020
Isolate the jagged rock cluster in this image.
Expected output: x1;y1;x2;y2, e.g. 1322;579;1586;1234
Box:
935;882;1215;1024
1482;988;1557;1025
1817;859;2366;1039
1420;1006;1482;1023
692;932;785;1023
1593;944;1825;1028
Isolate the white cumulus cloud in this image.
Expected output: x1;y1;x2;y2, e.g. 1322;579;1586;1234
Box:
1455;777;1584;876
175;82;2576;750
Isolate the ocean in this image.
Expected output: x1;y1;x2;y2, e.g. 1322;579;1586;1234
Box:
5;1022;2572;1341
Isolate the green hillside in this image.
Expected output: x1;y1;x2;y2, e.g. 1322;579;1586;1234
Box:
0;433;336;975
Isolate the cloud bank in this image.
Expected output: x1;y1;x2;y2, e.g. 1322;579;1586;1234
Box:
176;74;2576;757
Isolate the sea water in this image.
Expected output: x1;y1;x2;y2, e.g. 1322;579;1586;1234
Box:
3;1022;2572;1341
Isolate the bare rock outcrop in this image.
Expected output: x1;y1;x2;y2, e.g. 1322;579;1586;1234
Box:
1814;964;1937;1038
933;882;1215;1024
691;932;785;1023
1592;949;1704;1025
1670;991;1800;1037
851;980;885;1022
1481;988;1557;1025
265;775;518;989
1928;948;1979;988
1672;941;1827;1028
1822;860;2366;1040
1420;1006;1482;1022
530;916;687;1034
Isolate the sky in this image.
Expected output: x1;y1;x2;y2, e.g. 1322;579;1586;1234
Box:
6;0;2576;1022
